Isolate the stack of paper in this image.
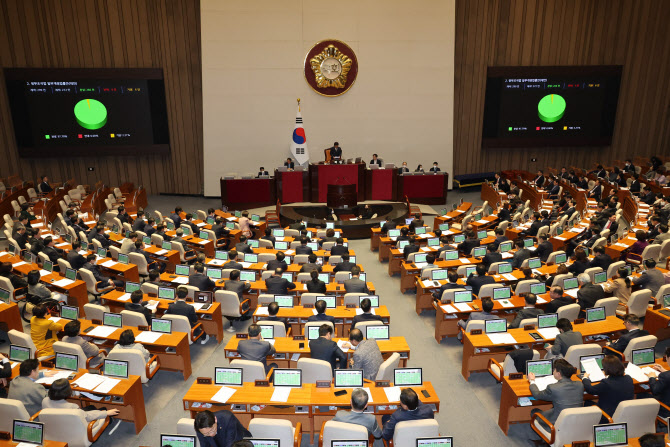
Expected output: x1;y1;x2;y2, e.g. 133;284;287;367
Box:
422;279;438;288
414;262;427;269
537;328;560;339
383;386;401;402
12;261;27;268
87;326;118;337
52;278;75;287
101;260;117;268
256;307;269;316
48;316;62;323
420;247;432;252
211;386;237;404
336;340;350;352
270;387;291;402
94;377;121;393
207;259;225;266
36;371;71;385
498;300;515;308
190;303;206;311
581;358;605;382
625;363;651;383
533;375;558;391
118;293;132;301
565;289;579;298
459;258;470;264
172;277;189;285
453;302;471;312
38;269;50;277
440;304;457;314
154;249;168;256
240;262;253;268
135;331;162;343
502;273;517;281
535;296;547;304
501;252;513;259
487;333;516;345
55;242;69;248
73;373;106;390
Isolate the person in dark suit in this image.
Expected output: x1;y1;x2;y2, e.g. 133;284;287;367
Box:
344;266;369;294
601;213;618;236
256;167;269;177
527;212;543;237
590;165;606;178
42;237;64;264
511;239;530;269
306;270;326;293
124;290;153;324
300;254;322;274
492;227;508;251
497;203;512;223
604;314;649;358
238;324;277;373
508;293;543;328
408;213;424;232
629;175;642;194
582;355;634;422
380;217;396;235
561;199;577;220
295;237;313;255
396;227;410;242
402;236;420;260
194;409;251;447
266;251;288;271
284;158;295;170
39;175;53;194
189;262;215;291
646;349;670;418
328;142;342;161
458;231;480;256
544;286;573;313
308;299;336;324
534;233;553;263
350;298;384;332
330;238;349;256
333;253;355;272
568;249;589;275
259;228;275;246
309;324;347;370
116;206;131;225
234;235;253;254
633;259;666;297
82;254;122;288
529;359;584;429
642;186;656;205
131;211;146;232
433;271;463;301
169;207;183;230
381;388;434;440
223;269;251;301
12;224;28;250
545;318;583;358
369;154;382;167
589;179;602;201
223;251;244;271
576;273;605;311
396;161;409;173
533;170;545;187
89;225;111;248
264;301;290;333
265;268;296;294
211;217;230;241
429;162;441;173
143;217;156;237
457;297;497;333
589;246;613;272
467;263;496;296
182;213;199;234
482;243;502;270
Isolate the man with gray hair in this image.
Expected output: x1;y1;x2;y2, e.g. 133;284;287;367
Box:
576;272;604;313
333;388;382;443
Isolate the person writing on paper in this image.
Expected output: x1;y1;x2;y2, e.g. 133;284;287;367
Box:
62;320;105;368
8;359;56;416
544;318;582;359
342;328;383;381
30;304;63;357
581;355;634;423
194;409;251;447
110;329;152;362
43;379;119;419
528;359;584;430
333;388;382;442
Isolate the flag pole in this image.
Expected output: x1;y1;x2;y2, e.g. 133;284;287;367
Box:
297;98;300;112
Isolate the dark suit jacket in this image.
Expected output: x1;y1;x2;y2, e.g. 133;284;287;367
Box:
403;244;420;260
429;167;441;172
382;403;434;440
307;313;336;324
265;276;296;294
582;375;634;419
534;175;545;187
568;260;589;275
257;170;269;177
333;261;355;272
169;213;182;229
589;185;602;200
498;209;511;222
39;181;53;193
650;371;670;416
509;307;543;328
329;146;342;158
67;250;87;270
306;279;326;293
132;219;146;232
482;252;502;270
589;254;613;272
528;221;543;237
344;278;368;294
238;339;276;372
458;239;480;256
300;263;322;273
189;272;215;291
529;378;585;425
82;262;109;283
235;242;253;254
166;300;198;327
222;260;244;271
260;234;275;245
284;161;295;169
432;282;463;300
466;274;495;296
309;337;347;370
295;245;313;255
607;329;650;355
350;313;384;332
544;296;573;313
43;246;62;263
536;241;553;263
330;245;349;256
125;301;152;324
266;259;288;272
511;248;530;269
194;410;252;447
577;283;605;310
224;279;250;300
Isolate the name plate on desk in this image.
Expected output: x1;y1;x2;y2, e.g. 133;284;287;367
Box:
293;335;305;341
509;373;523;380
345;304;357;308
0;432;11;441
236;334;249;339
523;325;534;331
303;304;314;309
574;318;585;325
316;380;331;388
375;380;390;387
231;404;246;412
572;442;590;447
138;325;150;332
470;329;482;335
91;319;102;326
255;380;269;387
197;377;212;385
41;360;54;368
653;304;662;310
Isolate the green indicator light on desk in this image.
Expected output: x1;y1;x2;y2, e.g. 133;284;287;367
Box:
537;94;566;123
74;98;107;130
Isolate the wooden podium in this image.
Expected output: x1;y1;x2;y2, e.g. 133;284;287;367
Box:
327;183;357;209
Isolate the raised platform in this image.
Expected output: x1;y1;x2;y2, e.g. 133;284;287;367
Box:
279;202;409;239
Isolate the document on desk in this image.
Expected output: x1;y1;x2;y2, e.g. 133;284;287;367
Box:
535;296;547;304
266;339;276;346
52;278;75;287
383;386;402;402
420;247;431;252
476;219;489;224
196;222;206;227
487;333;516;345
226;217;237;221
440;304;458;314
118;293;132;301
422;279;438;288
135;331;162;343
240;262;252;268
55;242;69;248
207;259;225;266
39;269;50;277
581;358;606;382
537;328;560;340
87;326;117;338
459;258;470;264
154;249;168;256
101;260;118;268
190;303;206;311
502;273;517;281
48;316;62;323
565;289;579;298
625;363;651;383
172;276;189;285
211;386;237;404
501;252;513;259
270;387;292;402
12;261;27;268
256;307;269;316
73;373;106;390
285;250;295;255
453;302;472;312
498;300;515;308
533;375;558;391
94;377;121;394
36;371;72;385
337;340;349;352
414;263;427;270
80;392;104;401
356;308;375;315
363;387;374;402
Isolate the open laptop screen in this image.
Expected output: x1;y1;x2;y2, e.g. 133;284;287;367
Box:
593;423;628;447
334;369;363;388
13;420;44;446
215;367;243;386
526;359;553;377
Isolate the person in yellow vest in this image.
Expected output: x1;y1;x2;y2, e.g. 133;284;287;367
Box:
30;303;63;357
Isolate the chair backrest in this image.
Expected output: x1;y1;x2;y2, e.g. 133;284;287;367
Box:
612;398;660;438
128;252;149;276
500;350;540;377
594;297;619;317
328;255;341;265
552;273;574;290
53;341;88;370
584;267;603;283
623;335;657;361
354;320;385;334
108;245;120;260
515;279;540;296
182;285;199;299
83;303;107;321
78;268;99;294
141;282;159;295
297;357;332;383
488;262;506;274
657;285;670;304
439;288;467;303
257;320;287;337
393;420;440;446
304;321;334;337
296;272;311;283
334;271;351;283
658;239;670;262
258;253;276;263
162;314;194;344
343;293;367;306
551;406;604;447
8;329;38;358
564;344;600;369
258;294;277;306
518;318;537;328
108;348;150;382
465;320;485;333
556;303;581;322
293;254;309;264
214;290;243;318
477;284;497;299
0;399;29;432
607;261;625;279
150;233;164;246
376;352;400;381
641;244;662;262
248;419;294;447
39;408;93;447
627;289;652;317
230;359;266;382
120;310;148;327
57;258;72;272
257;239;273;249
421;267;438;279
321;421;369;446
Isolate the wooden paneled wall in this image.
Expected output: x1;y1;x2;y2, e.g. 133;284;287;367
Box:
454;0;670;175
0;0;203;195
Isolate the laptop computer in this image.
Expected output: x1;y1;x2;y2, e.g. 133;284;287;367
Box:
334;369;364;388
240;271;256;282
259;325;275;339
160;434;197;447
537;313;558;329
175;264;190;276
307;325;321;341
416;437;453;447
498;263;513;274
54;352;78;371
13;420;44;446
579;354;604;373
492;287;511;300
125;281;141;294
59;304;79;320
151;318;172;334
365;325;389;340
394;367;422;386
485;319;508;334
554;253;567;264
563;277;579;291
431;269;449;281
117;253;129;265
205;268;222;280
499;241;512;253
331;441;368;447
526;359;553;377
443;250;458;261
248;439;280;447
272;369;302;387
453;291;473;303
593;422;628;447
528;257;542;269
9;344;31;362
274;295;294;308
103;312;123;328
530;282;546;295
593;271;607;285
158;287;176;300
214;367;243;386
631;347;655;366
473;247;486;258
586;306;606;323
360;295;379;307
275;241;288;250
104;359;129;379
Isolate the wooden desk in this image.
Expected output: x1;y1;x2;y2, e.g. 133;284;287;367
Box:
401;256;482;297
101;290;224;343
144;245;181;271
220;177;277;211
94;257;139;283
644;307;670;342
252;305;390;338
370;228;382;251
397;173;449;205
0;302;23;333
237;281;377;310
432;202;472;230
78;319;192;379
461;316;626;381
224;336;410;368
182;381;439;435
0;440;67;447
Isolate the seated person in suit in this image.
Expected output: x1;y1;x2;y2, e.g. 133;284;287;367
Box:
265;268;297;294
189;262;216;291
527;212;543;237
350;297;383;332
415;164;424;173
511;238;530;269
369;153;382;167
342;328;383;380
110;329;152;362
265;301;290;333
238;324;277;373
124;290;153;324
543;286;572;313
429;162;441;173
589;245;613;272
421;253;437;272
380;217;396;235
146;269;162;286
545;318;583;359
26;270;54;301
0;261;27;289
132;211;146;232
295;236;313;255
284;157;295;170
223;250;244;271
508;293;543;328
120;232;138;254
535;233;553;263
534;170;545;187
528;359;584;430
333;388;382;440
333;253;355;272
39;175;53;193
61;320;106;368
234;235;253;254
358;204;374;220
306;269;327;293
211;217;230;243
457;297;496;335
308;299;336;324
589;178;603;200
482;243;502;270
12;223;27;249
300;253;322;273
66;241;87;270
644;347;670;418
466;263;496;296
319;228;337;246
42;236;64;264
604;314;649;358
43;378;119;421
568;248;589;275
224;269;251;301
194;409;251;447
330;238;349;256
166;286;208;342
433;271;462;301
143;217;156;237
396;226;410;242
328;142;342;161
399;161;409;173
256;166;269;177
266;251;288;271
309;324;347;371
458;231;480;256
491;227;508;251
633;259;666;297
344;266;369;294
408;213;424;232
576;272;605;311
8;359;55;416
381;388;434;440
402;236;420;260
582;355;634;423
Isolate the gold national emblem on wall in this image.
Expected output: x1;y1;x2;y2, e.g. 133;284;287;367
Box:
304;40;358;97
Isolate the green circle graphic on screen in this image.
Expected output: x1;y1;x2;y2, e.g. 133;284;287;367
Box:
537;94;566;123
74;99;107;130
